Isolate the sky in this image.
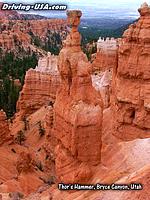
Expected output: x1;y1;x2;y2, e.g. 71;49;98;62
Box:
3;0;150;18
4;0;150;7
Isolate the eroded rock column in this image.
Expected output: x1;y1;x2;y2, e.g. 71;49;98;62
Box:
112;3;150;140
53;10;103;183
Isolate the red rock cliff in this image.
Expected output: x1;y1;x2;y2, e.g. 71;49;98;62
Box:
112;3;150;140
17;53;61;116
0;110;12;145
0;30;31;51
0;18;67;52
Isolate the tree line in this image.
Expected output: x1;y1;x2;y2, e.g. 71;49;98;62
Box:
0;50;38;118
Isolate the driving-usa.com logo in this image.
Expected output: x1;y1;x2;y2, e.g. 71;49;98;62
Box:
1;3;67;11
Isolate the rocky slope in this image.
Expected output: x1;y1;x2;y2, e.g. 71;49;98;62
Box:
0;106;54;198
0;110;12;145
24;108;150;200
0;17;67;54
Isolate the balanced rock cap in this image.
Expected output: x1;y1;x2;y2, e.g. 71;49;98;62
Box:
66;10;82;18
138;2;150;16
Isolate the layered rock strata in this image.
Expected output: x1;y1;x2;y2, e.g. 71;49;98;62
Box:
0;110;12;145
16;152;34;174
92;37;118;72
112;3;150;140
17;53;61;116
53;10;103;183
0;18;67;52
0;30;31;51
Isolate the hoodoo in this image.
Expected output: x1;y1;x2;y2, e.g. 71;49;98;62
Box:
53;10;103;183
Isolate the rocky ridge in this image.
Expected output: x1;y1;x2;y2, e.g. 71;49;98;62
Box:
0;18;67;54
17;52;60;117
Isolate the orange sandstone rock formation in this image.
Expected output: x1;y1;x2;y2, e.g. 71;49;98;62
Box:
27;107;150;200
53;10;103;183
21;19;67;38
16;152;34;174
0;18;67;52
112;3;150;140
17;53;61;116
0;30;31;51
0;110;12;145
0;106;52;196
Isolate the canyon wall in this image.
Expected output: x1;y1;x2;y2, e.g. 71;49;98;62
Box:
53;10;103;183
17;53;61;116
0;30;31;51
92;37;118;72
112;3;150;140
0;19;67;49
